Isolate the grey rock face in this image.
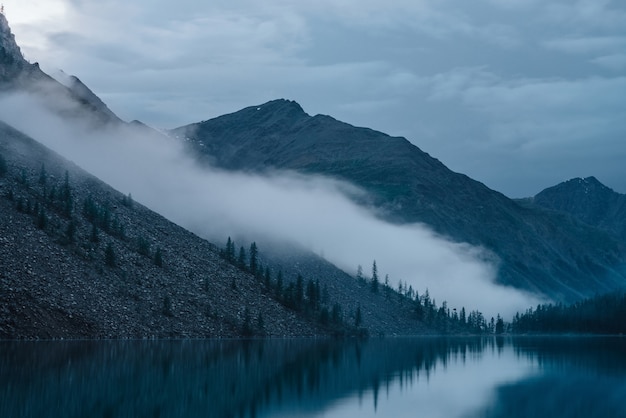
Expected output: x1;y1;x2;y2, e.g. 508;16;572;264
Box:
0;13;30;82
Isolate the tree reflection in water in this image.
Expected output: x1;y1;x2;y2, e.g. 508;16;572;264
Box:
0;337;625;418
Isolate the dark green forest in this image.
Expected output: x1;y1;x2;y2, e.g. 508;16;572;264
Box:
511;291;626;334
219;236;505;336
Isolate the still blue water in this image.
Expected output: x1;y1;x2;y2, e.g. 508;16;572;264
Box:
1;337;625;417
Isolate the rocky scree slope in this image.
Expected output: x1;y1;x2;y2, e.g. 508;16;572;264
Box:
0;122;326;339
0;121;440;338
172;99;626;302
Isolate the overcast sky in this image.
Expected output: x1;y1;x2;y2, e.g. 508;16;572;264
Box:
4;0;626;197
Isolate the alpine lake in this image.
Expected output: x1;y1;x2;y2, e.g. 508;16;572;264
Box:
1;336;625;418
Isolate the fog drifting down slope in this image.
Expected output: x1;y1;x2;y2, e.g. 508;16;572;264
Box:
0;92;541;319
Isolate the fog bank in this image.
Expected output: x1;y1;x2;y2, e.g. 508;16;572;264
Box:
0;92;542;318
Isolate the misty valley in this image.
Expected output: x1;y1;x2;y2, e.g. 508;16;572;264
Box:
2;8;626;418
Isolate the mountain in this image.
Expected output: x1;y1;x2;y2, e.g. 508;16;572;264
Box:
0;13;121;126
0;121;326;338
529;177;626;242
172;99;626;302
0;11;29;82
2;15;481;339
1;119;454;338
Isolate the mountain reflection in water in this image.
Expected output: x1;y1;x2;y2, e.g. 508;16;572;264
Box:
1;337;625;418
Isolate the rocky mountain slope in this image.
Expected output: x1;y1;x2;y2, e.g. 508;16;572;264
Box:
0;121;318;338
529;177;626;242
0;120;450;338
1;14;483;339
172;99;626;302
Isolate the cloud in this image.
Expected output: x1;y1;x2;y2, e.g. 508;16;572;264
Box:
424;68;626;195
4;0;626;198
541;0;626;28
543;36;626;54
591;53;626;71
0;90;541;319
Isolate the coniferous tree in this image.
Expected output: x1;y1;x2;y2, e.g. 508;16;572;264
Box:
137;236;151;256
154;247;163;267
495;314;504;334
332;303;342;325
224;237;235;261
0;153;7;177
48;185;56;204
20;168;27;185
371;260;379;293
356;265;364;283
242;306;252;337
36;207;47;230
295;274;304;308
38;164;47;193
249;242;258;275
264;267;271;290
90;223;99;243
105;242;116;267
256;312;265;334
61;171;73;217
238;246;246;269
355;305;362;328
275;270;284;298
306;279;317;312
83;195;97;222
122;193;134;208
319;307;330;325
65;221;76;243
101;206;111;232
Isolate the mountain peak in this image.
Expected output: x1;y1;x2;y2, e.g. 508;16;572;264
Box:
533;176;626;240
0;11;29;81
559;176;614;195
250;99;308;121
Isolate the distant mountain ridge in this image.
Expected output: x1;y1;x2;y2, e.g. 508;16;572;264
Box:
173;99;626;302
531;177;626;242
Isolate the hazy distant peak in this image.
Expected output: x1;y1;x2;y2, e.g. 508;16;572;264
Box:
543;176;615;196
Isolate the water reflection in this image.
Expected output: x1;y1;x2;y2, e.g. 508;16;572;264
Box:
0;337;625;418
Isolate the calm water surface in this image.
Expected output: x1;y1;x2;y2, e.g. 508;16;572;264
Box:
1;337;625;418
